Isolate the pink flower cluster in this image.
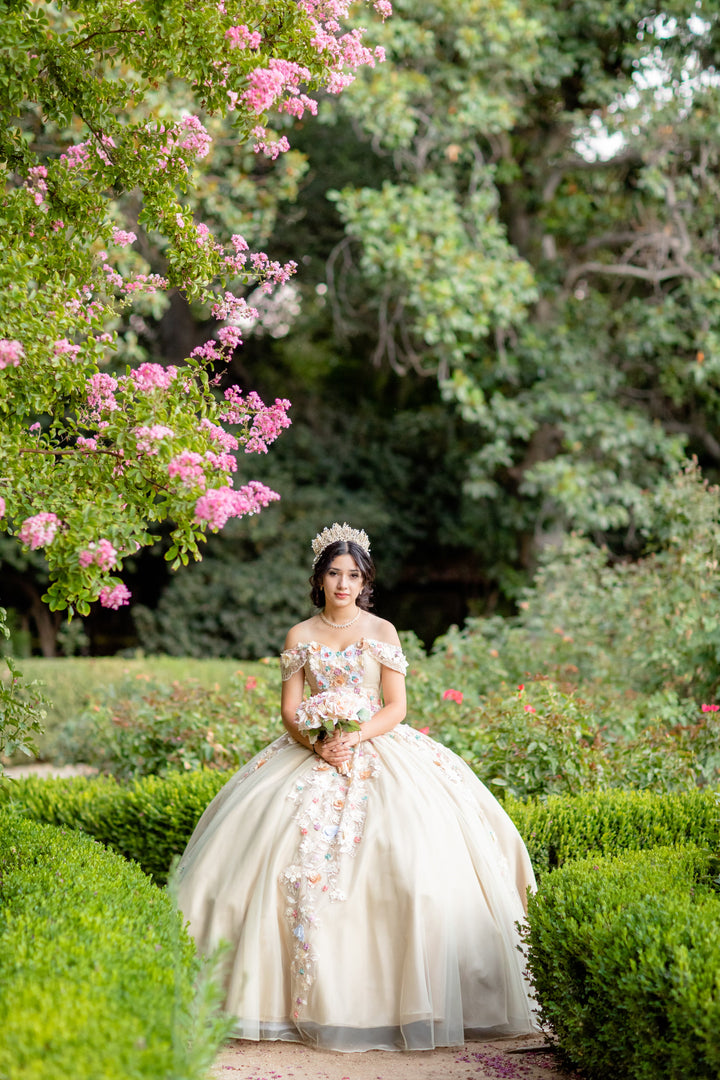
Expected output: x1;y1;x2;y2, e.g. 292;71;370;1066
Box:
79;539;118;570
226;24;262;49
177;115;212;159
19;512;61;550
0;497;5;518
248;251;298;290
135;424;175;455
60;143;90;169
123;273;169;294
76;435;98;451
54;338;82;359
86;373;119;418
245;397;292;453
251;127;291;160
168;451;207;487
129;363;178;393
217;324;244;350
194;480;280;530
111;228;137;247
211;292;259;322
244;59;314;116
701;703;720;713
25;165;48;207
199;418;239;451
0;339;24;369
442;688;463;704
99;583;132;609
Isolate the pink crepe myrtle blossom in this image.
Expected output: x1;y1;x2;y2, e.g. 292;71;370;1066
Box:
79;539;118;570
199;418;239;451
60;142;91;169
76;435;98;451
244;398;292;453
194;480;280;530
225;24;262;49
19;512;61;550
204;450;237;473
251;127;291;160
0;339;24;368
168;451;207;488
211;292;258;322
374;0;392;17
129;363;178;393
217;324;244;350
442;688;463;704
54;338;82;359
86;373;119;417
134;424;175;455
0;497;5;518
191;339;224;363
99;583;132;609
111;228;137;247
123;273;169;294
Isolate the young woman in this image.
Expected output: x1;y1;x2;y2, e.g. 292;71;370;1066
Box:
176;523;538;1052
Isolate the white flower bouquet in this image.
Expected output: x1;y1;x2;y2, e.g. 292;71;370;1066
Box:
296;688;371;775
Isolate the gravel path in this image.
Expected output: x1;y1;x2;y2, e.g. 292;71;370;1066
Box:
210;1035;579;1080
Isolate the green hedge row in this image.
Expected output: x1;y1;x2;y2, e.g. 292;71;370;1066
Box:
0;812;228;1080
526;845;720;1080
6;772;720;883
2;770;228;883
505;787;720;874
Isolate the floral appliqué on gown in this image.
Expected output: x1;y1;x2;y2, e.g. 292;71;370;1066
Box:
176;638;538;1052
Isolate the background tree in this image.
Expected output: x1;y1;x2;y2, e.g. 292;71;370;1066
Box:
328;0;720;572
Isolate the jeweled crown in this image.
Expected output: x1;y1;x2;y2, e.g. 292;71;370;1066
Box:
311;522;371;566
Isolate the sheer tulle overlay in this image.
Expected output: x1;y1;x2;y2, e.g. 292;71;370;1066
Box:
176;639;538;1052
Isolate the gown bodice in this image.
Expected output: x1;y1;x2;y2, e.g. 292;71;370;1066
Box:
280;638;408;707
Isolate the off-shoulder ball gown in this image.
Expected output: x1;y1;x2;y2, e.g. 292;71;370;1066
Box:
176;638;538;1052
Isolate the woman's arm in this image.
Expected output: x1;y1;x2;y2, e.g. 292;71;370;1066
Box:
280;668;314;751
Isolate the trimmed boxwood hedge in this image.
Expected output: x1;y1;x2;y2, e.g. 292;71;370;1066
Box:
2;769;229;882
5;773;720;882
526;845;720;1080
505;787;720;874
0;812;229;1080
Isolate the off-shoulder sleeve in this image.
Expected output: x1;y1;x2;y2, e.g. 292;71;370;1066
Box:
280;645;307;681
365;638;408;675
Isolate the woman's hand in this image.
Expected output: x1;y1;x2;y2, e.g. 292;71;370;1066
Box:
315;730;360;766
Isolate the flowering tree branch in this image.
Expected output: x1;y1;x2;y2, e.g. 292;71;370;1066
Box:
0;0;391;617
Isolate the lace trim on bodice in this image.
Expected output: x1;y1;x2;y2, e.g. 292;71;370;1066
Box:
280;638;408;681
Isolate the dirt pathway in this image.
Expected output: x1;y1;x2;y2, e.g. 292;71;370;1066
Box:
210;1035;579;1080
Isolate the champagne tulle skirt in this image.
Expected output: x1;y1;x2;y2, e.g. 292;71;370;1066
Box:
176;725;538;1052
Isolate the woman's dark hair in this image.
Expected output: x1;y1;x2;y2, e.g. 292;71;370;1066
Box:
310;540;375;610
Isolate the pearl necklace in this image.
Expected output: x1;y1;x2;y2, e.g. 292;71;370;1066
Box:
319;608;361;630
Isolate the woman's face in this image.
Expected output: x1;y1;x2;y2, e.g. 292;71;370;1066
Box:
322;554;364;609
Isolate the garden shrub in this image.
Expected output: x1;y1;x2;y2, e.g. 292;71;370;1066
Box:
505;787;720;875
526;845;720;1080
3;769;229;882
4;655;265;762
49;669;281;778
0;812;229;1080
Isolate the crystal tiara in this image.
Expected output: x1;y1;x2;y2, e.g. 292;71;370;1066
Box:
311;522;371;566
